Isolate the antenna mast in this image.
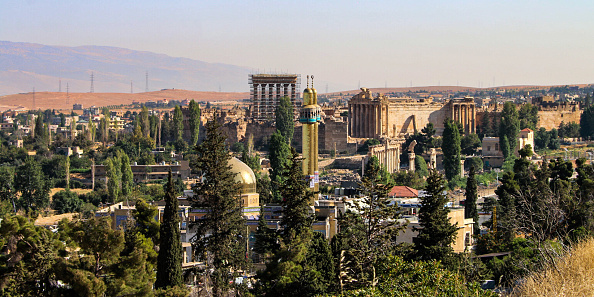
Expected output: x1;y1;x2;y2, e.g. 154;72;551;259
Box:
90;72;94;93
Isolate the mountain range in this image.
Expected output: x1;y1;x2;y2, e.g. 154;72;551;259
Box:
0;41;252;96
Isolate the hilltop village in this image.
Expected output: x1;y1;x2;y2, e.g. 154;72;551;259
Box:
1;76;594;296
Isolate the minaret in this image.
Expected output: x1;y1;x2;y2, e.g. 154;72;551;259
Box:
300;75;321;193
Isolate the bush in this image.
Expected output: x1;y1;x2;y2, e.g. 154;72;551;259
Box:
357;138;380;153
52;190;84;214
334;255;496;296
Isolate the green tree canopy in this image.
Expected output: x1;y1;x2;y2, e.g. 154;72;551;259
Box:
275;96;294;143
155;171;184;289
499;101;520;155
442;119;461;180
414;169;458;261
191;117;247;296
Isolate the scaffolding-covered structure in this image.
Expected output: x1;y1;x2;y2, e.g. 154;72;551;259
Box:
249;74;301;121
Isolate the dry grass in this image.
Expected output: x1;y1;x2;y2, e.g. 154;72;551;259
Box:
0;89;248;111
512;238;594;296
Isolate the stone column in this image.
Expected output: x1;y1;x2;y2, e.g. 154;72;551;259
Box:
462;104;468;134
354;103;359;137
460;158;465;178
376;105;381;137
367;105;372;137
429;148;437;169
408;153;416;172
349;103;353;136
472;105;476;134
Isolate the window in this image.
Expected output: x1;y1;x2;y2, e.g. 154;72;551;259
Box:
495;143;499;151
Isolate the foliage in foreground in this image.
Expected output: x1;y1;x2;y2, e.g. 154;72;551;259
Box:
512;237;594;296
330;255;497;297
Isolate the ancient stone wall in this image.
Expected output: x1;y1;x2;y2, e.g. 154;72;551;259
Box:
478;102;582;131
538;106;581;130
319;117;349;152
386;102;449;136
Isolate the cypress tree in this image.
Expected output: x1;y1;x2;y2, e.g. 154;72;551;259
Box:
188;99;201;146
275;96;294;143
191;117;247;296
155;171;183;289
269;130;291;203
501;135;510;159
414;169;457;261
120;152;133;196
173;105;184;141
442;119;461;180
499;101;520;154
465;166;480;236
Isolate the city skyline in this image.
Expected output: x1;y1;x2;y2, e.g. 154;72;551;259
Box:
1;1;593;92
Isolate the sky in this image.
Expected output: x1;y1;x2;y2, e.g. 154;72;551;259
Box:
1;0;593;92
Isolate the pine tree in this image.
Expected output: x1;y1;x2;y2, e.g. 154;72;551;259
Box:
465;166;480;236
256;149;335;296
156;171;183;289
442;119;461;180
253;206;279;257
414;169;457;261
338;156;406;288
280;148;312;242
188;99;201;146
191;118;247;296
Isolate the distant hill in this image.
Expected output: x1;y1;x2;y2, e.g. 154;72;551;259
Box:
0;89;249;111
0;41;252;95
328;84;593;96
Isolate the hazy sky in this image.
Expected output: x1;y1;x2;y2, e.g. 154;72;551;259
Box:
2;0;593;91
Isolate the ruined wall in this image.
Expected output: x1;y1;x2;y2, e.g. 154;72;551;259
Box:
538;106;582;130
385;102;449;136
319;117;349;152
478;103;582;131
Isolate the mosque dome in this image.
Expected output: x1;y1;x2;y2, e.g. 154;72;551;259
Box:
228;157;257;195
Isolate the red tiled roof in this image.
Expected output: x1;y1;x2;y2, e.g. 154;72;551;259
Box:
521;128;533;132
388;186;418;198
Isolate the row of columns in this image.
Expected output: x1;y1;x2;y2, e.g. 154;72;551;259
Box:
349;102;381;138
368;143;400;173
251;83;297;120
451;103;476;134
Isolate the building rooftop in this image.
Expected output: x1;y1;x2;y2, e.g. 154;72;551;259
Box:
388;186;419;198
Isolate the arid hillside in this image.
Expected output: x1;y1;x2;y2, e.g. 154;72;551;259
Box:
0;89;249;111
329;84;592;96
